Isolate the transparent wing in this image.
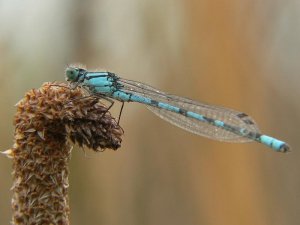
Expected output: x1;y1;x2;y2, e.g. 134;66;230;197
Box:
118;78;260;142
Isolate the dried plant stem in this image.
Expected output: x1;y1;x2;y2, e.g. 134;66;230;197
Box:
6;82;123;225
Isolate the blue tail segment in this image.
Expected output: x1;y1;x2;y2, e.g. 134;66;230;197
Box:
258;135;290;152
65;67;290;153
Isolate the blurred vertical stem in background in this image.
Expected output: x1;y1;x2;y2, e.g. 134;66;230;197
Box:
4;83;123;224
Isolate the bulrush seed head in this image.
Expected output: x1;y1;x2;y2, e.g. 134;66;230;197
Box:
9;82;123;224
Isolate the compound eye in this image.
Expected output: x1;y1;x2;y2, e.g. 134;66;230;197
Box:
66;67;79;81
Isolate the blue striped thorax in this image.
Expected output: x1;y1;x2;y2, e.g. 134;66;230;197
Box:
83;72;117;95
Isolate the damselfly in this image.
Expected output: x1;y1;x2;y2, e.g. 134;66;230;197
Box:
65;66;290;153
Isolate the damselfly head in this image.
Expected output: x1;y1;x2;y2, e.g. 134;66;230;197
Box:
65;67;81;82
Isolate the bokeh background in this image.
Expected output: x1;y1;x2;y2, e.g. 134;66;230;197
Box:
0;0;299;224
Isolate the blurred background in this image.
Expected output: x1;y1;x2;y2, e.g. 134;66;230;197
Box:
0;0;299;224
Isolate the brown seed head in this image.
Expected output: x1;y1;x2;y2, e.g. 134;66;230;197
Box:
10;82;123;224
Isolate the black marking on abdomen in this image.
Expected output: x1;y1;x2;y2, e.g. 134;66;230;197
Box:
246;131;261;140
179;108;187;116
128;93;133;102
222;123;239;133
150;99;159;106
203;116;215;124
